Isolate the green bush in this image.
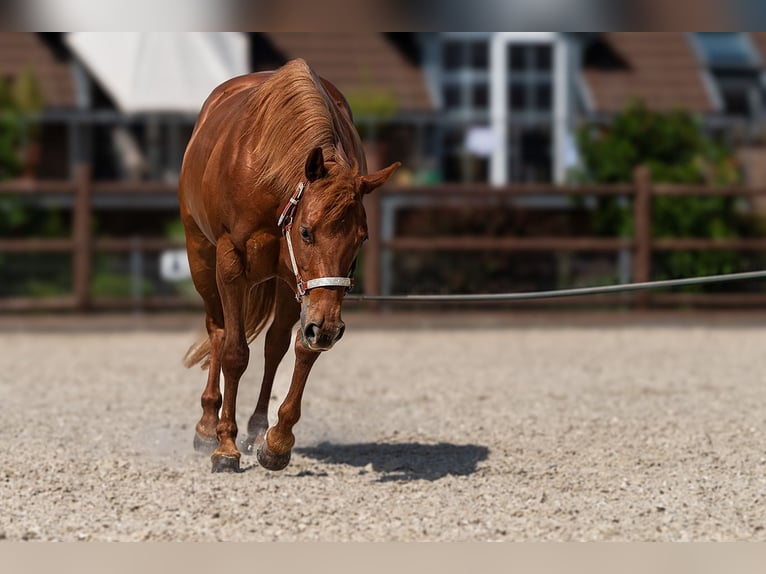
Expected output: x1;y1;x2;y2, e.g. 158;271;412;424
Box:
573;100;750;290
90;270;154;299
1;70;73;298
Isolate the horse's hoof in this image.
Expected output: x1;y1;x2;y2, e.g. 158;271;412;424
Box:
193;433;218;455
211;454;241;473
256;441;291;471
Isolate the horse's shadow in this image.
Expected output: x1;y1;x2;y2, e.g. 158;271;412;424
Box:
294;441;489;482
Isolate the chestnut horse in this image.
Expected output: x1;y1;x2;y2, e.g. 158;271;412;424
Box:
178;59;399;473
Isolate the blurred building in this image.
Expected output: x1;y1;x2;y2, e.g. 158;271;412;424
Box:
2;32;766;186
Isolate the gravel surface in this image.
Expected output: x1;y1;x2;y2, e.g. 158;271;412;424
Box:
1;318;766;541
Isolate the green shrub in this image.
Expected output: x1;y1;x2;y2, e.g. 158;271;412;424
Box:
573;100;750;290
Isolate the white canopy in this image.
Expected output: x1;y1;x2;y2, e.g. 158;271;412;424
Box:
64;32;249;114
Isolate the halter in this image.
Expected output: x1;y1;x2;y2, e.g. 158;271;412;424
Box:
278;181;355;302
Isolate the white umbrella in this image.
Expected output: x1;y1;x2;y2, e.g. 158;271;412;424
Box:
64;32;248;114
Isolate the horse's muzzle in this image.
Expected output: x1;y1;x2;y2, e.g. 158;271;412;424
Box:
302;319;345;351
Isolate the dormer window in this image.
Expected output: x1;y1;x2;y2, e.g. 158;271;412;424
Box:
691;33;763;121
692;33;759;68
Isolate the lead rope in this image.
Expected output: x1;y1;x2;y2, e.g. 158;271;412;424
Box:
344;269;766;302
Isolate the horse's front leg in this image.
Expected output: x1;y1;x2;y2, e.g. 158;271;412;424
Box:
240;281;300;455
257;329;320;471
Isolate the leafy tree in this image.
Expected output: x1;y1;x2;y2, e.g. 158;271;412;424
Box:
0;69;70;298
0;68;48;232
0;78;22;179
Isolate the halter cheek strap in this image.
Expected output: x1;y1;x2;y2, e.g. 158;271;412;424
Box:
278;182;354;302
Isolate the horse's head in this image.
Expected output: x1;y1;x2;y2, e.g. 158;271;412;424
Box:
283;146;399;352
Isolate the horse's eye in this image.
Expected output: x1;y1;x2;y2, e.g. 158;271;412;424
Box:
299;226;312;243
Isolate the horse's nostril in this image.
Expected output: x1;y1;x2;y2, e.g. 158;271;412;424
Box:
303;321;344;348
304;322;319;343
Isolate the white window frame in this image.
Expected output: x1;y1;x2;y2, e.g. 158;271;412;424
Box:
439;32;492;120
490;32;569;184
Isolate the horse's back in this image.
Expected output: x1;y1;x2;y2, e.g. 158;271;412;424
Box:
196;72;273;125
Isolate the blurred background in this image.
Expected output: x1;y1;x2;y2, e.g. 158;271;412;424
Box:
3;31;766;314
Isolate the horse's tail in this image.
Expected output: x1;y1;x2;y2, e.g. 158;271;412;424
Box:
183;279;278;369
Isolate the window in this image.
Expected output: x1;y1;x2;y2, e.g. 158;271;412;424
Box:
691;33;763;121
439;35;491;183
434;33;566;184
443;41;463;71
440;38;490;113
470;41;489;70
693;33;758;68
442;84;462;109
508;125;552;183
504;43;554;182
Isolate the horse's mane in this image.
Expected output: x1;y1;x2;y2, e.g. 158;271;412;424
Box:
246;59;358;221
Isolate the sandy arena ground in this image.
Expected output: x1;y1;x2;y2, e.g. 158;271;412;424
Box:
1;312;765;541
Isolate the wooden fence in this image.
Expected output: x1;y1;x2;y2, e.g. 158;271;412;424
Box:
361;166;766;308
2;165;766;311
0;165;183;311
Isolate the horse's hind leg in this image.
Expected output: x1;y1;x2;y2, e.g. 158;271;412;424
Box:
240;281;300;455
185;223;225;454
193;313;224;454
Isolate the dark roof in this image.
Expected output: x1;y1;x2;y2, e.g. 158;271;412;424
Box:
266;33;434;113
0;33;76;108
582;33;714;113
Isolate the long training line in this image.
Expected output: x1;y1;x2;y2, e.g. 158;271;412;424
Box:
345;270;766;303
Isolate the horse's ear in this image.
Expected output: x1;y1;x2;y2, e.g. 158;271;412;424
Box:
305;147;328;182
358;162;401;195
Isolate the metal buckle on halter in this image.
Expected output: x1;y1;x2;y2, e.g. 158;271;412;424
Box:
296;275;306;298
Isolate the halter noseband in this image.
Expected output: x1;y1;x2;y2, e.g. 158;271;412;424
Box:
278;181;355;302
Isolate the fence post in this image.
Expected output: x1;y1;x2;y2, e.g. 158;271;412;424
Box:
73;163;92;311
633;165;652;308
362;189;382;305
